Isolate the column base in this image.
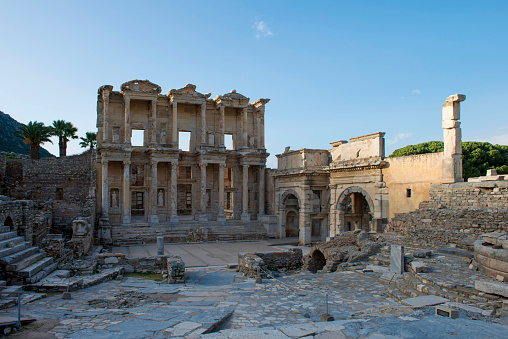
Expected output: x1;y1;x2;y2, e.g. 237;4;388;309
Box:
149;214;159;224
122;215;131;224
169;214;179;223
198;213;208;222
217;213;226;222
326;236;334;242
241;213;250;221
299;226;311;246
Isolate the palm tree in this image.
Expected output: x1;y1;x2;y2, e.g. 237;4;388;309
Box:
79;132;97;150
51;120;78;157
13;121;53;160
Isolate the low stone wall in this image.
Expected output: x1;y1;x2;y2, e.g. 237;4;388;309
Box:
386;182;508;250
473;233;508;280
238;249;303;278
167;255;185;283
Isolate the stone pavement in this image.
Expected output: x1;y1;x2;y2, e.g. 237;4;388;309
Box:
3;265;508;338
112;239;310;267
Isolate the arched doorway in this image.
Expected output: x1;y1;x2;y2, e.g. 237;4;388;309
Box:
4;216;14;230
336;186;373;233
279;190;301;238
307;249;327;273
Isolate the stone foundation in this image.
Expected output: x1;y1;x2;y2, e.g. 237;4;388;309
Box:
473;233;508;280
167;255;185;283
238;249;303;278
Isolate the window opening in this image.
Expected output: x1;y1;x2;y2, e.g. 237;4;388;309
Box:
131;129;145;146
225;134;233;150
406;188;412;198
179;131;191;151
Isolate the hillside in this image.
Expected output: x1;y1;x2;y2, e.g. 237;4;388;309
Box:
0;111;54;158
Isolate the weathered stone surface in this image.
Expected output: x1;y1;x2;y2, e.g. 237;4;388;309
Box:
167;254;185;283
401;295;449;308
239;249;302;278
390;245;404;274
412;250;432;258
411;261;428;273
475;280;508;297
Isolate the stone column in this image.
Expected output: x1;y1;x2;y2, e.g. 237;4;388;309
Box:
242;107;248;147
149;160;159;223
172;101;178;147
260;113;265;148
278;210;286;238
241;164;250;221
219;106;225;147
150;99;157;144
218;163;226;221
122;161;131;224
102;90;110;142
199;162;208;222
101;158;109;219
299;212;311;246
442;94;466;184
258;165;265;216
124;97;130;143
169;161;178;223
255;112;261;148
201;103;206;145
328;185;337;238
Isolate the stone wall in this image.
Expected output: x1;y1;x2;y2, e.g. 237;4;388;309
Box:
0;154;6;181
238;249;303;278
15;150;96;235
0;199;52;246
386;181;508;250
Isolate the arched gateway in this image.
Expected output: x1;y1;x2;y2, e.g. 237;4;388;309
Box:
335;186;374;233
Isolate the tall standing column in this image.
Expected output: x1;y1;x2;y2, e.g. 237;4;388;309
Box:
258;165;265;216
124;97;130;143
102;91;110;142
260;112;265;148
122;161;131;224
101;158;109;219
242;107;248;147
169;161;178;223
150;99;157;145
149;160;159;223
172;101;178;147
218;163;226;221
199;162;208;222
328;185;337;238
219;106;225;147
255;112;261;148
201;103;206;145
442;94;466;183
241;164;250;221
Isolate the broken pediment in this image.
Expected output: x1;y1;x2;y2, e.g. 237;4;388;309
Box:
168;84;211;102
120;80;162;94
214;89;250;108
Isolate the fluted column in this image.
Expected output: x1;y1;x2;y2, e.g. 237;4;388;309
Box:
172;101;178;147
101;159;109;219
258;165;265;216
219;106;225;147
102;91;110;142
169;161;178;223
218;163;226;221
124;97;130;143
242;108;248;147
150;99;157;144
122;161;131;223
149;160;159;223
241;164;250;221
201;103;206;145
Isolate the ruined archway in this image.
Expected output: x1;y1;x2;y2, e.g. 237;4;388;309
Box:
307;249;327;273
279;189;301;238
336;186;373;233
4;216;14;230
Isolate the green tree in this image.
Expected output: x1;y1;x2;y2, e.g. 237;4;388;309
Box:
389;141;508;180
13;121;53;160
79;132;97;150
51;120;78;157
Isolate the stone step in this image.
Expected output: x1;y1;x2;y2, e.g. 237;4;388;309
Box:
0;241;30;258
0;280;6;289
18;257;54;278
0;226;10;233
1;247;40;265
0;236;24;250
0;285;22;297
26;262;58;284
7;252;46;272
0;297;17;310
0;231;18;241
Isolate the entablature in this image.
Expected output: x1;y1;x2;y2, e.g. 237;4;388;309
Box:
168;84;211;105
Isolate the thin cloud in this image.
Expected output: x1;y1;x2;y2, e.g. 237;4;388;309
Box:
412;89;422;95
485;134;508;145
387;132;413;146
254;21;273;39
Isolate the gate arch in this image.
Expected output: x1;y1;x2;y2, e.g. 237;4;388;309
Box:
335;186;374;233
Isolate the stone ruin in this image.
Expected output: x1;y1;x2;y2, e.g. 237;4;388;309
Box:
304;230;383;273
473;232;508;281
238;249;303;278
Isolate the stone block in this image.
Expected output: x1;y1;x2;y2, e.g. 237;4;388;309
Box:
167;255;185;284
157;236;164;256
390;245;404;274
401;295;449;308
475;280;508;298
411;261;428;273
435;305;459;319
104;257;119;264
413;250;432;258
496;275;507;282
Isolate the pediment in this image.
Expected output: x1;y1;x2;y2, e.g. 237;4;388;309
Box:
214;90;250;108
121;80;162;94
169;84;211;102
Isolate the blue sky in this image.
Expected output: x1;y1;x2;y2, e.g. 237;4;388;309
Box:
1;1;507;167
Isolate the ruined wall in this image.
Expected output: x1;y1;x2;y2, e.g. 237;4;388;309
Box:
276;149;330;171
329;132;385;162
386;181;508;249
384;152;444;219
0;200;52;245
20;150;96;233
0;154;6;182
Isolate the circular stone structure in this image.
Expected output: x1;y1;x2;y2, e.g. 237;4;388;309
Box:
473;232;508;280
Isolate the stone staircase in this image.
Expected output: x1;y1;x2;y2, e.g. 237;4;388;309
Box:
0;280;22;309
0;226;57;285
111;221;268;245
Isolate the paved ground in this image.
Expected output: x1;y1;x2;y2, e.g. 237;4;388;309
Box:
112;238;311;267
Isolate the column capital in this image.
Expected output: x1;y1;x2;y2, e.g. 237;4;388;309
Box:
123;160;131;165
124;96;130;103
219;163;226;169
151;159;159;166
101;158;109;165
199;162;207;169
